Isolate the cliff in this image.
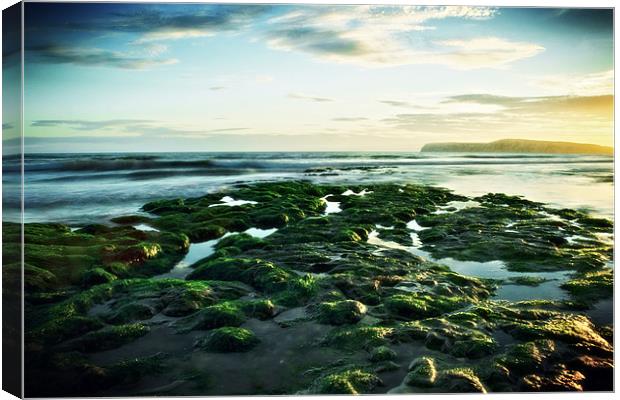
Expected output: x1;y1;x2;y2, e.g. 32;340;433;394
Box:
420;139;613;155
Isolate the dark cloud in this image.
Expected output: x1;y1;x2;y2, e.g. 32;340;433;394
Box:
3;123;15;130
27;44;177;69
267;27;367;58
41;4;273;42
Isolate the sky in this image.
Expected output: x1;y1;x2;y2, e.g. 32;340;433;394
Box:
2;3;615;152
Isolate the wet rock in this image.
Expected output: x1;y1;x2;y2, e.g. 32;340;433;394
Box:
195;327;259;352
369;345;397;362
308;369;382;394
68;323;150;353
405;357;437;387
105;303;155;324
435;368;487;393
317;300;367;325
520;368;586;391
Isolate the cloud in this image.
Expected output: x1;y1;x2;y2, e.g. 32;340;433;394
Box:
443;93;613;115
27;5;542;70
379;100;412;107
3;123;14;130
288;92;334;102
209;86;226;91
84;5;272;42
532;69;613;96
383;94;613;142
27;45;178;69
332;117;368;122
31;119;154;131
262;6;543;69
29;118;249;138
432;37;544;69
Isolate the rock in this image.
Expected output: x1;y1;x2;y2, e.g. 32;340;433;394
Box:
405;357;437;387
435;368;487;393
309;369;382;394
195;327;259;352
317;300;367;325
369;346;397;362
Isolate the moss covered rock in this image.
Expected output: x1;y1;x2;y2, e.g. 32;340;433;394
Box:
195;327;259;352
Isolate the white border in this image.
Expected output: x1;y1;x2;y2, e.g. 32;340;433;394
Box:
0;1;616;400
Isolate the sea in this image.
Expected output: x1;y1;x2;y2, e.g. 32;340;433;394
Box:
1;152;614;225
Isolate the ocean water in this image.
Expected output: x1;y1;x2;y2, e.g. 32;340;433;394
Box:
1;152;613;225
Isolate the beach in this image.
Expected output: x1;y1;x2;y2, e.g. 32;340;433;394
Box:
4;152;613;395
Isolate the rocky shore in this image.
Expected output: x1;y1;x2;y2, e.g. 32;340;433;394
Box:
5;181;613;396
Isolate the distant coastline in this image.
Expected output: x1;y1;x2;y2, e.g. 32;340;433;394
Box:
421;139;613;155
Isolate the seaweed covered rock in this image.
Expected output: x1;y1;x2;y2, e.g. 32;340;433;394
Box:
369;345;397;362
308;369;382;394
187;258;291;292
21;181;614;396
195;327;259;352
405;357;437;387
317;300;367;325
68;323;150;353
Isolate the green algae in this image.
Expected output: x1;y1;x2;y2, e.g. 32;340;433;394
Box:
69;323;150;353
20;180;613;396
317;300;367;325
369;345;397;362
195;327;259;352
405;357;437;387
308;368;382;394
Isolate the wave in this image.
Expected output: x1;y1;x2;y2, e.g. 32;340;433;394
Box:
6;152;613;176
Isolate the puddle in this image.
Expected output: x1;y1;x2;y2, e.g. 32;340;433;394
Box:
153;227;278;280
321;195;342;215
406;219;428;231
208;196;258;207
538;211;564;222
154;234;231;279
342;188;373;196
432;200;480;215
565;235;593;245
376;224;394;230
367;229;573;303
134;223;160;232
493;277;570;302
244;227;277;239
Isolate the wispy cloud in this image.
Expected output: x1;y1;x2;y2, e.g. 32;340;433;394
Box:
383;94;613;141
209;86;226;91
288;92;334;102
27;45;178;69
30;119;248;137
31;119;154;130
26;5;544;70
532;69;613;96
332;117;368;122
262;6;542;69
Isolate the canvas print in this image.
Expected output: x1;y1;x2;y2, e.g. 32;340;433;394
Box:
1;2;614;397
